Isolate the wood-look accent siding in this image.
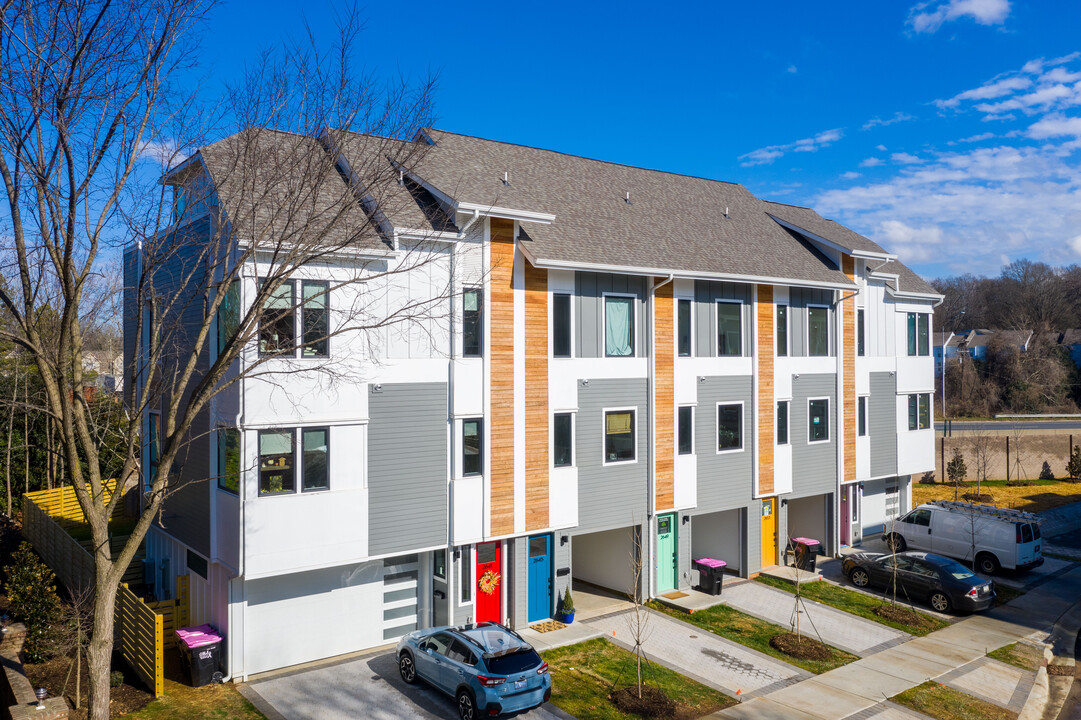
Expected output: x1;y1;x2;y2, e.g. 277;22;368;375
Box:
524;260;549;530
655;282;675;510
842;255;856;482
490;218;515;536
757;285;775;495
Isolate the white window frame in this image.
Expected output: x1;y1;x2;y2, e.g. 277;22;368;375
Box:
715;401;745;454
776;399;791;446
676;296;694;357
550;291;574;359
602;406;638;466
776;304;790;357
551;410;576;469
602;292;637;358
858;396;869;437
806;304;831;356
677;404;695;455
715;299;743;357
807;396;831;444
457;545;474;607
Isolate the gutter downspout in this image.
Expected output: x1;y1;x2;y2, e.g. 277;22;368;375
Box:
647;274;675;600
458;209;480;238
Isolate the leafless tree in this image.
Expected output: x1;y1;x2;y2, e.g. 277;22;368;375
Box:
624;532;651;698
968;433;993;498
0;1;442;717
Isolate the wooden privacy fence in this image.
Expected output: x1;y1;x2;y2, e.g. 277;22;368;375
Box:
147;575;191;649
116;583;164;696
24;481;124;527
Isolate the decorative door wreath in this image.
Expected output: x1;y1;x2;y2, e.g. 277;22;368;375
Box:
478;570;501;595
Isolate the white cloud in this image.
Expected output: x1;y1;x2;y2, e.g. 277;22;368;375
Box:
137;139;186;166
907;0;1011;34
892;152;924;164
959;132;995;142
874;221;945;262
738;128;844;166
787;65;798;74
863;112;916;130
1027;114;1081;139
875;144;888;151
841;171;862;179
859;157;884;168
1070;235;1081;257
935;76;1031;109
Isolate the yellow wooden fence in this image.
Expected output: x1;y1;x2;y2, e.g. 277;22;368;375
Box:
116;582;164;696
24;481;125;527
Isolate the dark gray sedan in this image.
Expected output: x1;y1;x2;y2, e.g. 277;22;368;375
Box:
841;551;995;613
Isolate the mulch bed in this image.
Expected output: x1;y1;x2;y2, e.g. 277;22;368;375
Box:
24;653;152;719
769;632;832;661
873;603;936;628
610;685;677;718
962;492;995;502
1005;481;1036;487
1048;663;1077;677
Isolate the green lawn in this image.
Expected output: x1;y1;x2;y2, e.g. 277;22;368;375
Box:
647;601;858;674
541;637;733;720
755;576;948;635
125;680;265;720
892;681;1017;720
988;642;1044;671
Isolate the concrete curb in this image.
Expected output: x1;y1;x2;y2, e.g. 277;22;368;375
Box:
1016;645;1053;720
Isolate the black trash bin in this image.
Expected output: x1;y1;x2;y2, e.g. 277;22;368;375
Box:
790;537;821;572
695;558;726;596
176;625;223;687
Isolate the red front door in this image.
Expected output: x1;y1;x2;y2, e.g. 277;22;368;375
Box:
475;541;502;623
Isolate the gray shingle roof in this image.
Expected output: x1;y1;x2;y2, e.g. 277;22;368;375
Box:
365;129;856;288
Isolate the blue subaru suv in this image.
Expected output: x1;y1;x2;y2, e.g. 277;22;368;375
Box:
396;622;552;720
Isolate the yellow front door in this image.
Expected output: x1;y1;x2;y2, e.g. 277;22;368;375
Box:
761;498;777;567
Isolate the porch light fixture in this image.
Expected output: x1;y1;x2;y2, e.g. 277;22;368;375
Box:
35;687;47;709
560;535;568;546
682;515;689;525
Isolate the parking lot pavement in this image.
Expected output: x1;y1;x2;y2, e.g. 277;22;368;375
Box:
241;650;569;720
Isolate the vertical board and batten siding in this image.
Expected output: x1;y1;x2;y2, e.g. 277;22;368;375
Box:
790;373;838;498
490;219;516;536
574;379;648;532
695;376;754;510
693;281;753;358
870;372;899;477
842;256;857;482
524;261;549;530
655;283;675;510
757;285;774;496
788;287;835;358
368;383;448;555
575;273;649;358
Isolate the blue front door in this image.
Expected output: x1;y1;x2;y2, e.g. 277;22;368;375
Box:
527;535;552;622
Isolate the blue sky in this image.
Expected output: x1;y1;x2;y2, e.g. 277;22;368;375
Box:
196;0;1081;280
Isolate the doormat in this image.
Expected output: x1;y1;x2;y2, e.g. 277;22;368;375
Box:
661;591;689;599
530;621;567;633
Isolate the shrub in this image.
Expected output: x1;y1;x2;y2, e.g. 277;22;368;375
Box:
2;543;62;662
1040;461;1055;480
946;449;968;485
1067;445;1081;480
561;586;575;613
110;670;125;688
919;471;936;484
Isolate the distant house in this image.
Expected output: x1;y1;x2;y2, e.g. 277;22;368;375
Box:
1062;329;1081;368
996;329;1033;353
82;350;124;394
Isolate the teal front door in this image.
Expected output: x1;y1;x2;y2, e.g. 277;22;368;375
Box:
527;535;552;622
657;514;677;592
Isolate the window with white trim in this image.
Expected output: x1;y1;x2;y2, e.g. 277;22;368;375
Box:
808;306;829;356
604;296;635;357
717;301;742;356
907;313;930;356
776;304;789;357
717;403;743;452
858;396;868;437
604;409;636;463
808;398;830;443
553;413;573;467
678;406;694;455
777;400;789;445
908;393;931;430
677;299;692;357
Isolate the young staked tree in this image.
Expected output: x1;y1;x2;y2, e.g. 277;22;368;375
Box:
946;448;968;500
0;2;440;717
625;530;650;699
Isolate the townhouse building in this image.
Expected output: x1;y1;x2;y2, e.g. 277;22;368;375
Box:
125;128;940;680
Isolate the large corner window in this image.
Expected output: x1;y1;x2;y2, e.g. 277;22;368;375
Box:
776;304;788;357
259;430;295;495
553;413;573;467
808;306;829;356
217;426;240;494
716;301;742;356
777;400;789;445
678;405;693;455
677;299;692;357
604;296;635;357
857;308;866;357
604;409;636;463
463;419;483;476
808;398;830;443
553;293;571;358
301;281;329;358
463;288;482;357
259;280;295;356
908;393;931;430
907;313;930;357
216;280;240;358
717;403;743;452
302;427;329;491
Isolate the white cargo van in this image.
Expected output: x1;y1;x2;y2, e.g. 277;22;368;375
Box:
885;500;1043;575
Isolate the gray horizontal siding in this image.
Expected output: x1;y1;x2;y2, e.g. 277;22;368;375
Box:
696;375;755;510
575;273;648;358
369;383;448;555
790;373;837;498
575;378;648;532
694;281;753;358
870;372;898;477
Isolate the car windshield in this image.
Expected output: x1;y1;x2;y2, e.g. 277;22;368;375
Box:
485;649;542;676
459;626;531;656
936;558;975;580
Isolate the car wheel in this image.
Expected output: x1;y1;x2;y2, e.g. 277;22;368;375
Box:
850;568;871;588
886;534;906;553
457;688;476;720
976;553;1000;575
930;591;951;613
398;652;417;684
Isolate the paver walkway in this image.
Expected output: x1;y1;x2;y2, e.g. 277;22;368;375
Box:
582;609;810;698
937;656;1035;712
721;581;909;656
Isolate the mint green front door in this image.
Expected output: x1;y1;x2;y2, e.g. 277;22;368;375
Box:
657;514;677;592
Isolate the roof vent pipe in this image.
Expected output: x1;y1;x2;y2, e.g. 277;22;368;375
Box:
398;170;404;186
625;191;632;204
724;207;729;219
503;171;509;186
